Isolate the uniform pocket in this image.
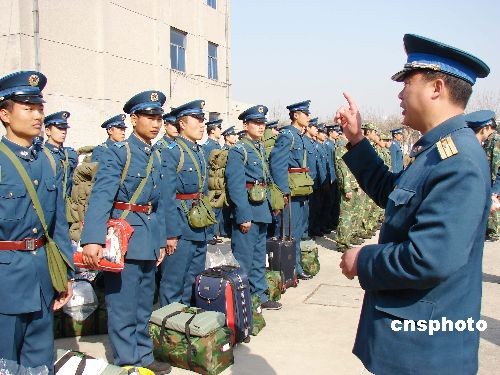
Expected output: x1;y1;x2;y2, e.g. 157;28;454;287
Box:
388;187;415;206
44;177;57;212
0;184;26;220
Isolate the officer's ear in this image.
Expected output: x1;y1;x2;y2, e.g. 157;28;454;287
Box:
106;127;113;136
0;99;14;126
243;121;249;131
44;125;52;138
130;113;138;128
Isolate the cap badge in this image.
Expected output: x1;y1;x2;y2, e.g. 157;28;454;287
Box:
258;106;264;113
201;101;205;108
151;92;158;102
121;114;126;120
28;74;39;87
62;112;68;119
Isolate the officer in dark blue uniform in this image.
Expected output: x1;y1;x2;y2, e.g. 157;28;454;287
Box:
154;112;178;152
43;111;78;200
337;34;491;375
302;117;320;238
203;119;224;244
315;124;331;234
269;100;313;280
159;100;211;307
323;125;337;232
0;71;74;374
80;90;170;374
91;114;128;163
226;105;282;310
389;127;404;173
237;129;246;139
222;125;238;150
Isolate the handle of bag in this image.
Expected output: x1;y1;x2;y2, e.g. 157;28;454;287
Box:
280;197;293;240
159;310;183;347
185;314;198;371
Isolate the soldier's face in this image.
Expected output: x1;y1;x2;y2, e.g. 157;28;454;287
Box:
164;122;179;138
0;101;44;143
45;125;67;144
108;126;126;142
307;125;318;137
398;72;434;131
132;113;162;141
212;126;222;139
225;134;237;145
317;132;326;141
244;120;265;140
180;115;205;142
395;133;403;142
294;111;310;127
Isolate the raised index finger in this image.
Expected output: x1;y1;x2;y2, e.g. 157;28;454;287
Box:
343;92;358;112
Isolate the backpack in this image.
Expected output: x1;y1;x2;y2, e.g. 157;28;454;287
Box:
207;149;229;209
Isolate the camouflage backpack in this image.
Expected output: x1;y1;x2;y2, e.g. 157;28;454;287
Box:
207;149;229;209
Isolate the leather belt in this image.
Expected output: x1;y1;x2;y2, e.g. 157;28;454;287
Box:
113;201;153;214
246;183;267;189
176;193;200;200
0;237;46;251
288;167;309;173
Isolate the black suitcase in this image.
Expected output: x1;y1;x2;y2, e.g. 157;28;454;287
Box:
266;202;298;290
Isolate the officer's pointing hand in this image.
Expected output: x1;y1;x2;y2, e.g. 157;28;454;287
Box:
334;92;363;146
82;243;103;269
239;221;252;234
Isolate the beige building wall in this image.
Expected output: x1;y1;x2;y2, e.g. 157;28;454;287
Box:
0;0;232;148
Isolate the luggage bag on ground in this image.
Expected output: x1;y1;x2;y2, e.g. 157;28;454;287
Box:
149;303;233;375
194;265;252;345
300;240;320;276
266;202;298;289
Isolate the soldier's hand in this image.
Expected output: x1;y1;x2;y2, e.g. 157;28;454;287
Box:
239;221;252;234
283;195;289;206
82;243;103;269
339;247;361;280
157;248;166;267
345;192;353;200
491;194;500;213
166;237;178;256
53;280;74;311
334;92;363;146
273;210;281;216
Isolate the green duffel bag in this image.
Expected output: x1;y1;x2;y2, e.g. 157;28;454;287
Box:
265;270;283;301
150;303;226;337
251;295;266;336
288;172;314;197
150;325;233;375
300;244;320;276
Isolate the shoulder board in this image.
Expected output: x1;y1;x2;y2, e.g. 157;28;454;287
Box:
167;141;178;149
436;136;459;160
114;141;126;148
279;129;292;136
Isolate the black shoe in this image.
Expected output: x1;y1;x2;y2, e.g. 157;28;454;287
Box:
297;272;312;280
207;239;218;245
213;236;223;244
261;300;282;310
145;360;172;374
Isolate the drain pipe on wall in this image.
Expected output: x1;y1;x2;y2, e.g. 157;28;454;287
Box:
32;0;41;71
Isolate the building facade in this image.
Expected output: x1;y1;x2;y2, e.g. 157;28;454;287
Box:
0;0;232;148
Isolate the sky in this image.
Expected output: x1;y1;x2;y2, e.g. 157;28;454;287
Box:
230;0;500;122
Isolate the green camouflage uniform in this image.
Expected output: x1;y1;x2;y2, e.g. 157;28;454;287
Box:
334;138;361;251
484;131;500;239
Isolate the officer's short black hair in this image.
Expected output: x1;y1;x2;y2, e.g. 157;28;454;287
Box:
420;70;473;108
0;99;15;126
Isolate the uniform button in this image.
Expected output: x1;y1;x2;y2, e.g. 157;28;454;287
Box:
137;173;141;176
8;192;13;197
32;228;38;234
31;250;37;255
154;185;157;189
33;179;39;186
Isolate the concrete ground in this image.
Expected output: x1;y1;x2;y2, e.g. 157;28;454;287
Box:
56;234;500;374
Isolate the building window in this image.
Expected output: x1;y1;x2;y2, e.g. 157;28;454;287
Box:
207;0;216;9
170;28;186;72
208;42;218;80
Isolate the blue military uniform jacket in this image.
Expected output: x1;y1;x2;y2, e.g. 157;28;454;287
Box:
0;137;73;314
160;137;209;242
43;142;78;198
303;136;319;184
225;138;272;225
343;115;490;375
324;139;336;183
81;133;163;260
201;138;221;163
269;125;307;195
154;135;176;152
315;142;328;185
91;138;115;163
389;140;404;173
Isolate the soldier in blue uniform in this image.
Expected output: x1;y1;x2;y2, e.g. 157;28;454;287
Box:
302;117;320;238
269;100;314;280
0;71;74;374
389;127;404;173
237;129;246;139
91;114;128;163
43;111;78;200
222;125;238;150
315;124;331;234
226;105;282;310
337;34;491;375
159;100;211;307
203;119;224;244
80;90;170;374
154;112;178;151
323;125;338;232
